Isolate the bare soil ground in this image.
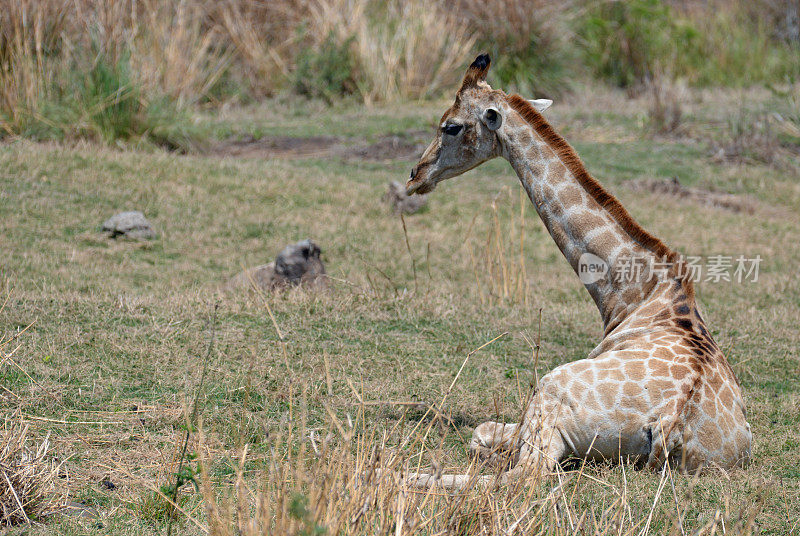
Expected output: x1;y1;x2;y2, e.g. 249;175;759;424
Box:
208;131;428;161
628;176;755;213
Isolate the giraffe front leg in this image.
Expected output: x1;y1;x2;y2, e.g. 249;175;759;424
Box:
499;388;574;483
511;420;567;477
402;421;566;490
469;421;520;468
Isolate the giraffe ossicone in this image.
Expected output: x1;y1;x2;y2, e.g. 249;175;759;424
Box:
403;54;752;489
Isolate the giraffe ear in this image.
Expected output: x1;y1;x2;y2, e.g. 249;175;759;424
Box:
481;107;503;131
529;99;553;113
460;53;491;91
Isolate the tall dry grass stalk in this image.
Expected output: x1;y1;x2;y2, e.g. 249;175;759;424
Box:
0;0;71;133
465;188;532;307
214;0;309;98
307;0;476;103
61;0;229;104
129;0;232;106
453;0;577;96
0;416;66;526
456;0;571;57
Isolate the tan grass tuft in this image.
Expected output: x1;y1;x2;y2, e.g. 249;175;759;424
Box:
0;414;67;526
648;76;686;134
465;187;532;307
455;0;572;58
308;0;476;103
0;292;67;526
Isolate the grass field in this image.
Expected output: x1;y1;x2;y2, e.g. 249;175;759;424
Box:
1;87;799;534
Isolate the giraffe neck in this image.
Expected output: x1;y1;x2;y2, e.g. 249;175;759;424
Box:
499;95;681;333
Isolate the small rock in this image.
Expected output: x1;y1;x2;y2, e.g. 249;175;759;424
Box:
102;211;156;240
100;477;116;490
224;239;327;292
383;181;428;214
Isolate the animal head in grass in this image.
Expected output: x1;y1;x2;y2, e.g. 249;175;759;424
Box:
224;239;327;294
274;239;326;285
406;54;552;196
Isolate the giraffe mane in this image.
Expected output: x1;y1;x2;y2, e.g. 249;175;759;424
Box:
505;94;679;258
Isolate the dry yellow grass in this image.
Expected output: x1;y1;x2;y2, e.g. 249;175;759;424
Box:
0;414;67;526
0;0;478;124
198;405;764;536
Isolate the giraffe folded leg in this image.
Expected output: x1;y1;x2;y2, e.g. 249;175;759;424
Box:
401;422;519;490
403;471;498;490
501;423;567;483
645;415;686;471
403;419;567;490
468;421;520;467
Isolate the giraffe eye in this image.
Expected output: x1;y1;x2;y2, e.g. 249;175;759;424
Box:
443;124;463;136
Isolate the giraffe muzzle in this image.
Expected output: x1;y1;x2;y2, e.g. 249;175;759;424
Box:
406;165;437;195
406;177;434;196
406;167;424;195
406;166;433;195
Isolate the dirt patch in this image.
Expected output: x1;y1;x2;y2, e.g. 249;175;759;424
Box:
628;177;754;213
340;134;427;161
210;135;343;158
208;131;428;162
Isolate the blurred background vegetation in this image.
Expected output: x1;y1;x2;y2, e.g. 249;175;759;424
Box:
1;0;799;145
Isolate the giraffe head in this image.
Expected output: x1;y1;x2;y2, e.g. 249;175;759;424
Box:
406;54;552;195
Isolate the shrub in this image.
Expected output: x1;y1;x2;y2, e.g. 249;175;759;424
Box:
74;49;141;143
578;0;698;89
292;32;357;103
578;0;800;89
306;0;476;103
684;1;800;87
13;48;197;150
0;0;220;144
455;0;577;98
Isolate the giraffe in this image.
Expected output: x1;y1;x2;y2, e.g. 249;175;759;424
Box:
402;54;752;489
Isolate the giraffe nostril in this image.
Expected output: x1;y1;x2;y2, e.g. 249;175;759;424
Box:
410;167;417;179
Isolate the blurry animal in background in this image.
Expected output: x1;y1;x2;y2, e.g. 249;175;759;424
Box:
224;239;326;293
